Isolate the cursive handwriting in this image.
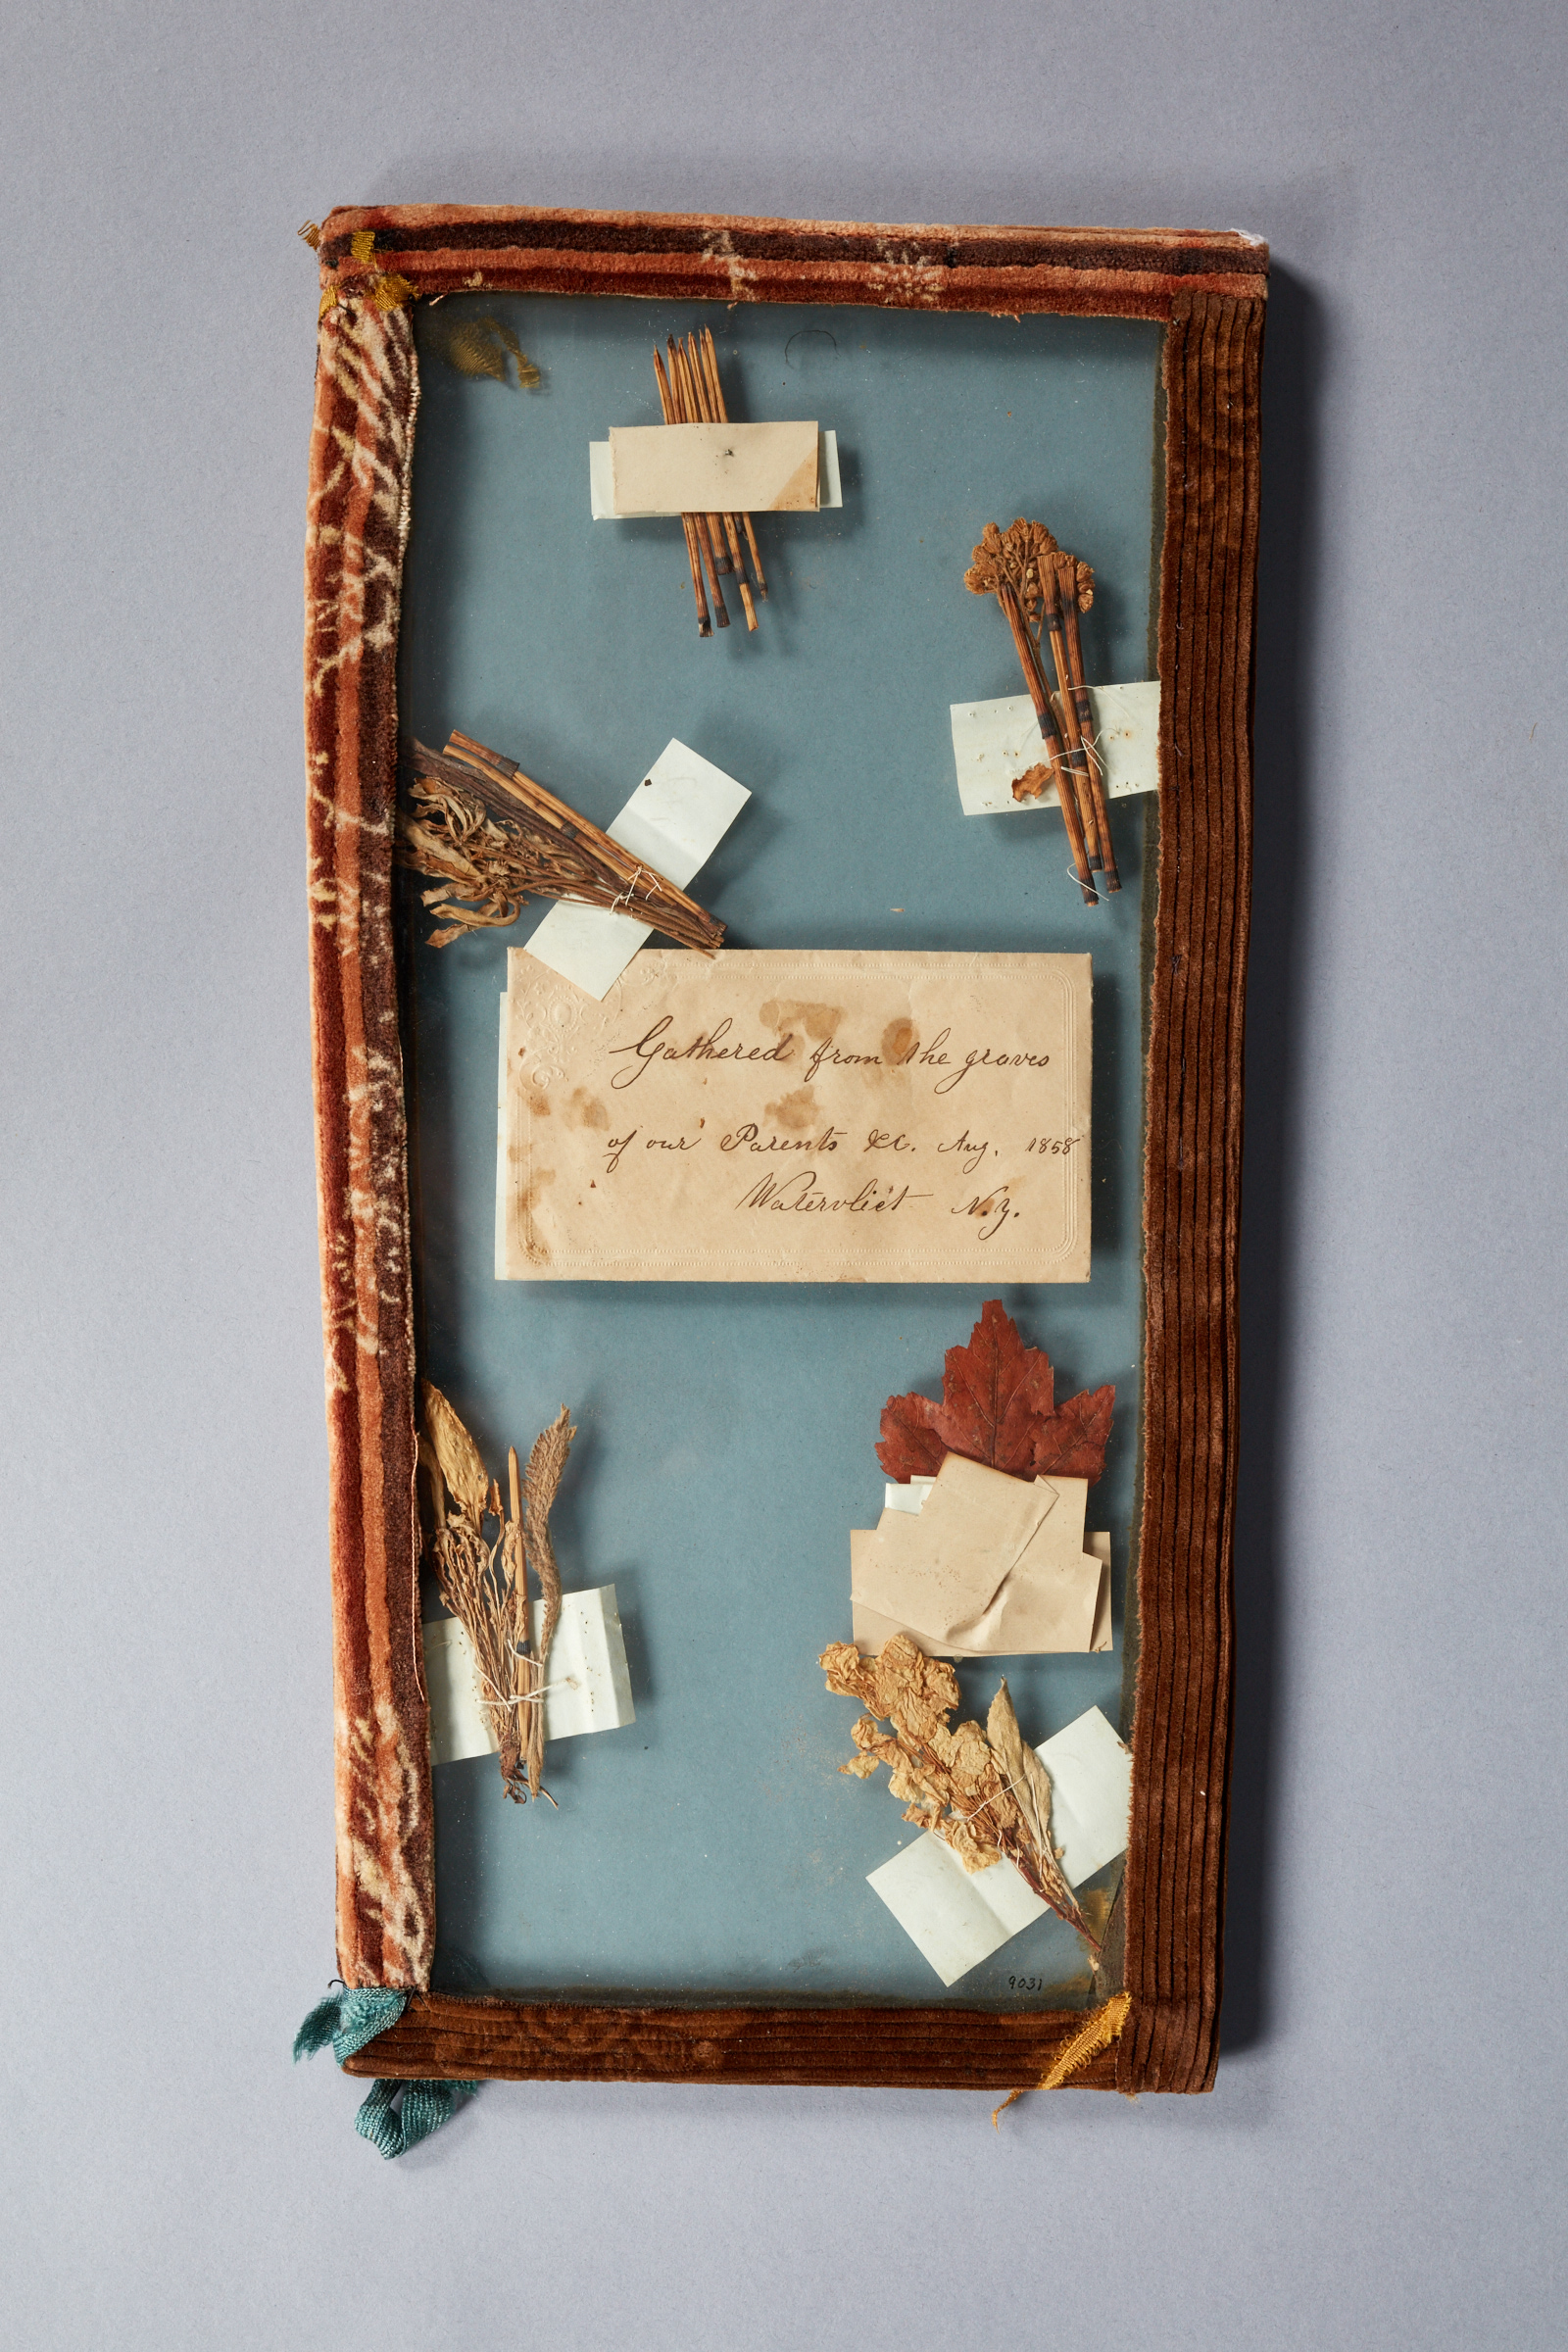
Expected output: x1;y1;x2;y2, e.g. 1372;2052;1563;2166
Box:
936;1128;990;1176
932;1043;1053;1098
609;1014;795;1090
953;1184;1014;1240
719;1122;844;1154
736;1171;931;1215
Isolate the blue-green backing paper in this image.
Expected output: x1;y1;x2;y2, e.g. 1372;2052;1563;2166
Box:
399;294;1160;2004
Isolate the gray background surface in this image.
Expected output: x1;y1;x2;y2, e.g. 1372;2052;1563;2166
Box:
2;3;1562;2346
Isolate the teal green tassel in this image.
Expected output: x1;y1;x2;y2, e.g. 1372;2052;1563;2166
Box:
353;2075;479;2159
292;1985;408;2064
294;1985;479;2158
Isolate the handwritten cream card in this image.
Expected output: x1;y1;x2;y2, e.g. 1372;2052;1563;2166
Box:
499;949;1091;1283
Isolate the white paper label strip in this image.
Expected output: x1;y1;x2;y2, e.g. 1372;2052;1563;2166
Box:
590;430;842;518
521;738;749;1001
865;1704;1132;1984
950;680;1160;815
423;1586;636;1765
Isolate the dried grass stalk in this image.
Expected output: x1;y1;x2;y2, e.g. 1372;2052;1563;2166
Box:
420;1381;577;1805
397;732;726;955
820;1636;1095;1948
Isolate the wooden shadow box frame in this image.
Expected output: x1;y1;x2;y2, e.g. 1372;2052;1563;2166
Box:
303;204;1265;2097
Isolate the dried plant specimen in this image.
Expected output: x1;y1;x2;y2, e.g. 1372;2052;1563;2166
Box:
821;1635;1093;1945
420;1381;576;1804
964;519;1115;901
876;1298;1113;1486
428;312;541;390
963;517;1091;634
397;731;725;953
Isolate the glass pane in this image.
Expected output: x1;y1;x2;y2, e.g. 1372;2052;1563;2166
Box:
400;293;1161;2006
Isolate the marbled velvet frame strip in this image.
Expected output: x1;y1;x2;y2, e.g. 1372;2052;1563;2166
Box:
302;205;1265;2094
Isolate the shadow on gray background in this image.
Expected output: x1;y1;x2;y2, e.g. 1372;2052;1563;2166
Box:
1221;264;1324;2054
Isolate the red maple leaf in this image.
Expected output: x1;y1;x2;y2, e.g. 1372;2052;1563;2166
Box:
876;1299;1113;1485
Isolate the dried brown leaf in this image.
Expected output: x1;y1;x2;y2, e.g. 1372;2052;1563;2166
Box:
1030;1384;1116;1479
420;1380;490;1528
520;1404;575;1800
986;1680;1086;1934
876;1299;1112;1486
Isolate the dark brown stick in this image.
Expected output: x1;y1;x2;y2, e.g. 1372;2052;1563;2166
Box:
1040;564;1115;886
702;325;768;598
1057;559;1121;891
996;582;1097;902
682;333;759;630
666;340;730;623
653;350;713;635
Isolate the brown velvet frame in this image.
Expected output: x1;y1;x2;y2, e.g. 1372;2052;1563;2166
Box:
303;206;1265;2096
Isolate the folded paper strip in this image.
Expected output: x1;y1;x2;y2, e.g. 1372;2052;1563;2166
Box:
867;1704;1132;1984
521;739;750;1001
610;419;819;513
589;429;843;517
950;680;1160;817
423;1587;636;1766
851;1454;1110;1656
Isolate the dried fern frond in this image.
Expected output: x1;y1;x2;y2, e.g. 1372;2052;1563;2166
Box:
396;732;724;956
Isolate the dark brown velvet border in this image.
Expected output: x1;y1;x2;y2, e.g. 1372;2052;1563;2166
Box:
303;206;1264;2088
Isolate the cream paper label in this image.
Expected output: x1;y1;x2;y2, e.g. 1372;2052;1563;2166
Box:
499;949;1091;1284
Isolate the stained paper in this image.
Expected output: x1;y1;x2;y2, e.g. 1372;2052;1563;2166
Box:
498;949;1092;1284
951;680;1160;816
589;430;842;517
608;419;819;514
851;1456;1109;1655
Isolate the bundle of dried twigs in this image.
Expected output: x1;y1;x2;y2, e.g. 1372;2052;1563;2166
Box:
655;327;769;637
420;1381;576;1804
964;519;1120;904
397;729;725;954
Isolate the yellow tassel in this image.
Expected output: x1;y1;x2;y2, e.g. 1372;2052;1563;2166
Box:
298;220;322;250
318;286;339;319
350;227;377;264
368;272;415;312
992;1991;1132;2126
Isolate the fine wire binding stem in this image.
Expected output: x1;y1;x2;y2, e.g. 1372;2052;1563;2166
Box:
609;864;650;916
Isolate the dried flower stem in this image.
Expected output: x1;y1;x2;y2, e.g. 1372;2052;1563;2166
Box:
965;519;1119;906
421;1383;577;1805
1040;561;1121;891
658;344;729;626
1054;558;1121;891
821;1636;1096;1949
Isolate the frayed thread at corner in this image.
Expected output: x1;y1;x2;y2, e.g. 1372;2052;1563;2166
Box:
992;1990;1133;2125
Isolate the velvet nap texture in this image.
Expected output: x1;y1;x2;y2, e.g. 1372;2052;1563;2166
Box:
302;205;1265;2093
